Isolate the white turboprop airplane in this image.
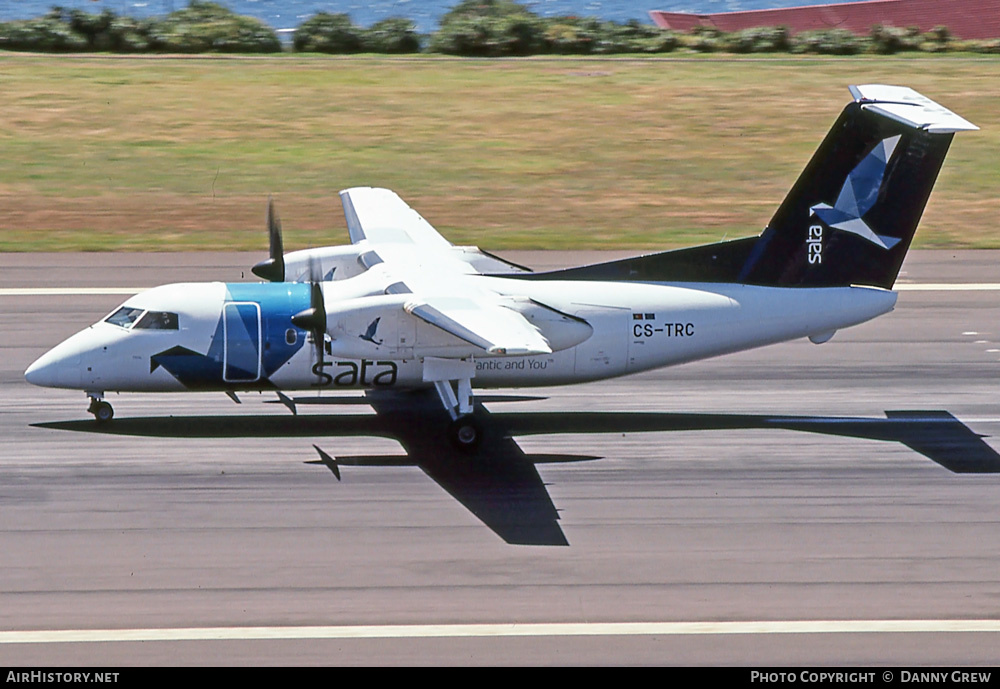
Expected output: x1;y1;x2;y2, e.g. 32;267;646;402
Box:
25;85;977;452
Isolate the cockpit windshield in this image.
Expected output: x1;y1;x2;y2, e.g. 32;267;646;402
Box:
104;306;144;329
134;311;179;330
104;307;179;330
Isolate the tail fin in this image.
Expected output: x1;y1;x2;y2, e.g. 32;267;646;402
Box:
737;85;977;288
513;86;975;288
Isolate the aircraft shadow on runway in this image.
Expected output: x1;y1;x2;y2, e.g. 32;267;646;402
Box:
36;392;1000;546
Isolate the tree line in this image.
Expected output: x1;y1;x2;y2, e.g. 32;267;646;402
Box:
2;1;997;55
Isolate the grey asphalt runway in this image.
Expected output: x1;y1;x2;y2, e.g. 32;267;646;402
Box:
2;251;1000;666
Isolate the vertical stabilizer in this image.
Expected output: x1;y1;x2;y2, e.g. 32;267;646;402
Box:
737;85;977;289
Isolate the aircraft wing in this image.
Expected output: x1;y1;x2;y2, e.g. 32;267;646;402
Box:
405;296;551;355
339;187;550;356
381;248;553;356
340;187;530;274
340;187;454;248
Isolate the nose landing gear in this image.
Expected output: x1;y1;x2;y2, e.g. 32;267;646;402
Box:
87;394;113;423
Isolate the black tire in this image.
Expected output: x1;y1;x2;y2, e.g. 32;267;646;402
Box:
448;416;481;454
92;401;114;423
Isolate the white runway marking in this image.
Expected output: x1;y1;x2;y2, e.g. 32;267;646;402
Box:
3;284;1000;297
895;283;1000;291
2;620;1000;644
0;288;146;296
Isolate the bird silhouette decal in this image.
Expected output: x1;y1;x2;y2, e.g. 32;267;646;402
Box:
359;317;383;345
811;134;902;250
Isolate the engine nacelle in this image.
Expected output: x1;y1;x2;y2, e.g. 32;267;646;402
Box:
279;243;531;284
282;245;367;282
326;294;483;360
503;297;593;351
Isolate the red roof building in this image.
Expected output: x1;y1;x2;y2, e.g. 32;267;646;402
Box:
650;0;1000;40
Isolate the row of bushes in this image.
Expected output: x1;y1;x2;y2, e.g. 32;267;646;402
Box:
2;1;999;55
685;24;1000;55
425;1;679;56
0;2;281;53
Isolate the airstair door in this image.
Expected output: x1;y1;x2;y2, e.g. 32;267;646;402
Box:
223;302;262;383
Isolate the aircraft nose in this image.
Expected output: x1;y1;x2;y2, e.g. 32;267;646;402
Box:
24;355;49;386
24;336;85;389
25;348;80;388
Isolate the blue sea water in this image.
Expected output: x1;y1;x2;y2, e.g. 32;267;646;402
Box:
0;0;851;33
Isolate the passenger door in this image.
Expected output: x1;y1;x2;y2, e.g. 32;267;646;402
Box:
223;302;262;383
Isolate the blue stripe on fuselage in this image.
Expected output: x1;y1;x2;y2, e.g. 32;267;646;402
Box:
224;282;311;380
153;282;311;389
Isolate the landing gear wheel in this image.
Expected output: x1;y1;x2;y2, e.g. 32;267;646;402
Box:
90;400;114;423
449;416;482;454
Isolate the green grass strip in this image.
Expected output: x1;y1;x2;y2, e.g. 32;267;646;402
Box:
0;55;996;251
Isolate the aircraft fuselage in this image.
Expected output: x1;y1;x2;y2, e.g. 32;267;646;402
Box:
25;277;897;396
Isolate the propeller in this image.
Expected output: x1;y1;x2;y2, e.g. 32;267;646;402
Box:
291;257;328;385
251;196;285;282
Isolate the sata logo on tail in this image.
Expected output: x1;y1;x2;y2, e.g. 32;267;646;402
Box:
809;134;903;254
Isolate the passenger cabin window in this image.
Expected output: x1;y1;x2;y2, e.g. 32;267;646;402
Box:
105;307;144;329
134;311;179;330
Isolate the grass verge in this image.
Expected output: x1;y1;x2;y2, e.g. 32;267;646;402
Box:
0;54;997;251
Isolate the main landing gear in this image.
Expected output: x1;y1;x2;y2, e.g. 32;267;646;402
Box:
87;393;113;423
426;357;482;454
448;414;482;453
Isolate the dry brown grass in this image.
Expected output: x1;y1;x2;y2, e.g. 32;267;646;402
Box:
0;54;997;251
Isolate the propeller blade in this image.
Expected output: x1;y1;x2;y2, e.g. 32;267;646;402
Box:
251;196;285;282
309;279;327;334
291;257;329;385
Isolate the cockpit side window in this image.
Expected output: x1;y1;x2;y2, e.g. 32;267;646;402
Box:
134;311;179;330
105;307;145;329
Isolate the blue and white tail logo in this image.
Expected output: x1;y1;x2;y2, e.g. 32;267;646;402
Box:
810;135;902;250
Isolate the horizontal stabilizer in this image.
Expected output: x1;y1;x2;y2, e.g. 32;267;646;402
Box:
848;85;978;134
